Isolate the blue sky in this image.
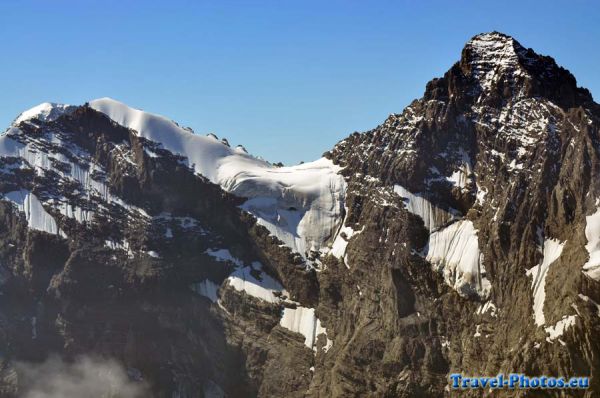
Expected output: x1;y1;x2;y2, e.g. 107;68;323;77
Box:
1;1;598;164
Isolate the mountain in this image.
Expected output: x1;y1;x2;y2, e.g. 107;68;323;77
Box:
0;31;599;397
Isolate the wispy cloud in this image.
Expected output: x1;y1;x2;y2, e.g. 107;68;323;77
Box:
15;355;149;398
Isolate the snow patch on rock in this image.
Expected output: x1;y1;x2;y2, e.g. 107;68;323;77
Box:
227;262;284;303
583;207;600;280
280;306;332;350
476;301;498;317
191;280;220;303
475;184;488;205
393;184;488;298
393;185;456;231
445;148;472;191
324;206;363;268
2;190;65;237
578;294;600;317
526;238;565;326
425;220;490;298
545;315;577;341
206;249;244;267
0;122;150;233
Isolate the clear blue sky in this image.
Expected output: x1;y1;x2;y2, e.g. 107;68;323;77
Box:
1;1;598;164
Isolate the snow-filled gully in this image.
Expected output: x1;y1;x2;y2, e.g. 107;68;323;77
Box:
394;184;490;299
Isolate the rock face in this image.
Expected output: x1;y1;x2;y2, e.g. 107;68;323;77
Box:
0;32;599;397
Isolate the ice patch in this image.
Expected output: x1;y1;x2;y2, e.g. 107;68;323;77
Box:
227;262;284;303
328;208;363;265
146;250;160;258
507;159;524;172
330;224;355;258
104;239;135;258
578;294;600;317
526;238;565;326
394;187;488;298
476;301;498;317
279;306;332;350
445;148;472;190
2;190;65;237
191;280;220;303
425;220;490;298
583;207;600;280
475;185;488;205
545;315;577;341
446;168;470;190
393;185;456;231
206;249;244;267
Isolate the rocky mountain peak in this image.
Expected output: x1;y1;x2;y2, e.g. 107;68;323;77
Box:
329;31;600;301
456;31;540;105
456;31;593;108
461;31;526;75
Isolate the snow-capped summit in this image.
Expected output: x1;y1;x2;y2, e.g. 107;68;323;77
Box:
90;97;346;259
458;32;591;108
464;31;522;59
90;97;240;182
460;32;534;96
14;102;76;125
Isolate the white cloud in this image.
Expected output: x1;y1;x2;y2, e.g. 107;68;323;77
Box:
15;355;148;398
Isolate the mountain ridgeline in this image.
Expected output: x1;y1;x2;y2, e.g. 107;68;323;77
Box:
0;32;599;397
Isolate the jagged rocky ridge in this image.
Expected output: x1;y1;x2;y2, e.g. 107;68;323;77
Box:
0;32;599;397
